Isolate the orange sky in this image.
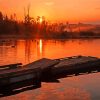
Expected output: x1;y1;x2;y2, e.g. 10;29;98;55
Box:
0;0;100;23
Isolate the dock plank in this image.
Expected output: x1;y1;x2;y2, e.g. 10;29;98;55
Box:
23;58;59;69
52;56;100;75
54;56;100;68
0;63;22;71
0;58;59;79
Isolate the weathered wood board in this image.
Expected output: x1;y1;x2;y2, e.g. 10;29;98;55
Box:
52;56;100;75
0;58;59;87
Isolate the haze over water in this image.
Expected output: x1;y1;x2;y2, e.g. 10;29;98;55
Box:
0;39;100;100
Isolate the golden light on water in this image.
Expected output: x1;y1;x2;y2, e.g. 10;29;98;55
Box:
39;39;43;54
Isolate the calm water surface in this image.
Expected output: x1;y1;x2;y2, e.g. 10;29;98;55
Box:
0;39;100;100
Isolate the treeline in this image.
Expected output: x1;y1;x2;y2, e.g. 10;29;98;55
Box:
0;11;100;38
0;12;19;34
0;11;49;37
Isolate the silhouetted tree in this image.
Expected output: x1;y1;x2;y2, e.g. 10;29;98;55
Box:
0;11;3;21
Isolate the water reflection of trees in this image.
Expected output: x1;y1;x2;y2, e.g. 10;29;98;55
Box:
0;39;100;65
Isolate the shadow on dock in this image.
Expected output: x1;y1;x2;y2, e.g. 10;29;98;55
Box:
42;67;100;82
0;82;41;97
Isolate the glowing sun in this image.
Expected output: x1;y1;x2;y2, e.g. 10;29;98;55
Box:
39;17;43;23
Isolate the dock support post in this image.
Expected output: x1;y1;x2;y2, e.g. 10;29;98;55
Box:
34;70;41;87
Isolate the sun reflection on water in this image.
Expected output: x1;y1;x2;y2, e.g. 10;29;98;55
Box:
39;39;43;54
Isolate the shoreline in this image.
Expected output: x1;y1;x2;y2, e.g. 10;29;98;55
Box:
0;35;100;40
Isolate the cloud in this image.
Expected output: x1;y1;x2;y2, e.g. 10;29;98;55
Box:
44;1;54;6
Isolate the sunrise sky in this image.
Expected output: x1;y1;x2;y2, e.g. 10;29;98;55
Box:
0;0;100;24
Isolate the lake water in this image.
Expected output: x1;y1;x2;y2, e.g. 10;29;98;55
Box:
0;39;100;100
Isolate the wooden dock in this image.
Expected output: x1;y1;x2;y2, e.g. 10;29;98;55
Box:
0;58;58;93
52;56;100;76
0;56;100;93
